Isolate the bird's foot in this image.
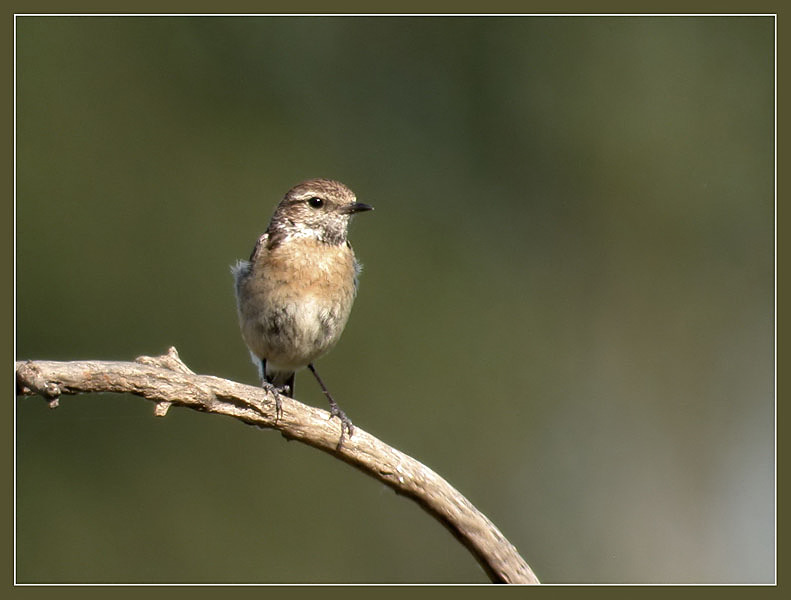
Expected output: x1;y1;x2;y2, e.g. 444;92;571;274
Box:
305;363;353;450
328;402;354;450
260;380;283;422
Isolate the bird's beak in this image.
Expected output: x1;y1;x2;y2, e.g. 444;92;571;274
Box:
343;202;374;214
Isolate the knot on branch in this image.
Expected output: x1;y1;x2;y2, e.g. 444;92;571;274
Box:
135;346;194;375
16;361;62;408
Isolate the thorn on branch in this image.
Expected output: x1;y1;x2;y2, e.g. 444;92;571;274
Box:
154;401;172;417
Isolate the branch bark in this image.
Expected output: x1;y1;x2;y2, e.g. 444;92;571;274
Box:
15;347;539;584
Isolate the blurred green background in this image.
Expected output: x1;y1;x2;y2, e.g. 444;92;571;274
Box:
15;16;774;583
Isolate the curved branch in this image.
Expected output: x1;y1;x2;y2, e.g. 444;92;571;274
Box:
15;347;539;584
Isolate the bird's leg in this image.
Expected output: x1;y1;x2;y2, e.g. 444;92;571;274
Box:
307;363;354;449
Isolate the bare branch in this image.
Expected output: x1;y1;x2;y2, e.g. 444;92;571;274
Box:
15;347;539;584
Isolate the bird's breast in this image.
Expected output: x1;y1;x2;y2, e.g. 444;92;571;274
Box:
237;238;359;369
261;238;358;301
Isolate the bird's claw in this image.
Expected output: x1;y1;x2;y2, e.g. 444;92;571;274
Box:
260;380;283;422
329;405;354;449
274;394;282;422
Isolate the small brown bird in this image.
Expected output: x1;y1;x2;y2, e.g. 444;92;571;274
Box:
232;179;373;445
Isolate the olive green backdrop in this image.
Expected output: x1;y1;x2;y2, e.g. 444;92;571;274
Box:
15;16;774;583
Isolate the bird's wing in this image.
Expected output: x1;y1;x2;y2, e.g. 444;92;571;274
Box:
249;232;269;262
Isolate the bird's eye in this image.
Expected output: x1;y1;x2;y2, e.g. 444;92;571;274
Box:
307;197;324;209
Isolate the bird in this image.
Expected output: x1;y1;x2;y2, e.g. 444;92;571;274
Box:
232;178;373;447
